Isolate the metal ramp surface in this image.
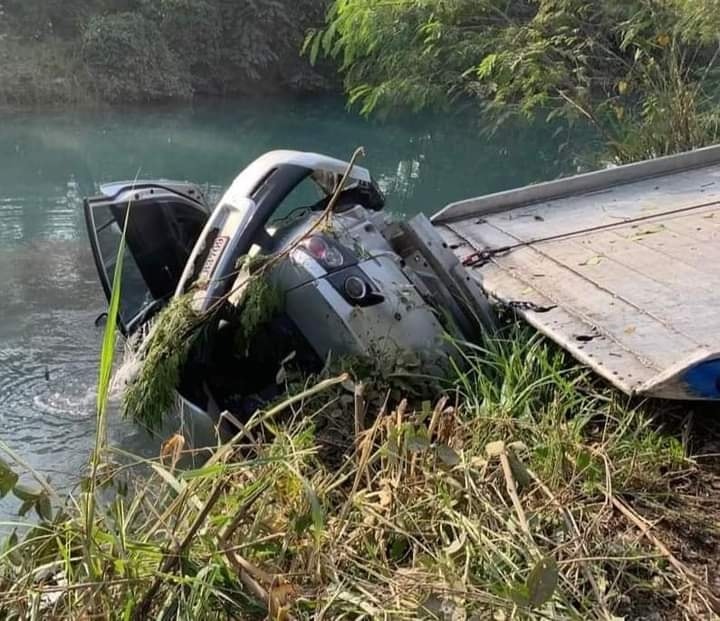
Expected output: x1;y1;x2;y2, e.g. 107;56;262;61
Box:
432;145;720;400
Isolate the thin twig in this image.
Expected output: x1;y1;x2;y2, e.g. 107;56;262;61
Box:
611;494;720;614
206;146;367;315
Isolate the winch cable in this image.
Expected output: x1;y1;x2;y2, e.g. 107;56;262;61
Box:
461;197;720;267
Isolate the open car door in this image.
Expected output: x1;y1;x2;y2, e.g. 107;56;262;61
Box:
84;181;210;335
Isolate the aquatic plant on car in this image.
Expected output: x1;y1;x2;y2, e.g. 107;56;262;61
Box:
121;274;285;431
121;293;201;430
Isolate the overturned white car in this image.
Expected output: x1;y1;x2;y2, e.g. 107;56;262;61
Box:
85;151;495;429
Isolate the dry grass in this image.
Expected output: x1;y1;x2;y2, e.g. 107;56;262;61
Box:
1;327;719;619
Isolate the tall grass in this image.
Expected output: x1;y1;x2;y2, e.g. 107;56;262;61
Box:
1;323;717;619
83;195;129;576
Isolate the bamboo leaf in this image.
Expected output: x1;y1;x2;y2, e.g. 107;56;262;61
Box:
306;486;324;538
321;20;337;56
477;53;498;78
309;31;322;65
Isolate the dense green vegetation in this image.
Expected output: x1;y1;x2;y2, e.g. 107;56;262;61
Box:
5;0;719;161
0;0;328;105
309;0;720;161
4;0;720;165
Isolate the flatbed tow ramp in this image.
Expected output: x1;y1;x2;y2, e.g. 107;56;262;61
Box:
432;145;720;401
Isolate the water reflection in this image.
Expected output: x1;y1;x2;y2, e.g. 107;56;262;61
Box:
0;98;578;244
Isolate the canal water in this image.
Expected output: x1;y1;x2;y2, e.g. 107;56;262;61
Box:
0;97;580;518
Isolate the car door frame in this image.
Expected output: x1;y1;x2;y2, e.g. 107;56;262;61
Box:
84;182;210;335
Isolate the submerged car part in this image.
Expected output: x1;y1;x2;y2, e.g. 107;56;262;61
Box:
84;151;496;424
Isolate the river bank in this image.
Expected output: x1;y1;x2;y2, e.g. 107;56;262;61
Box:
0;112;719;616
2;323;720;618
0;0;330;108
1;90;718;620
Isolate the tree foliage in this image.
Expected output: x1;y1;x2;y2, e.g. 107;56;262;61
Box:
1;0;137;38
311;0;720;161
139;0;328;95
82;11;192;102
